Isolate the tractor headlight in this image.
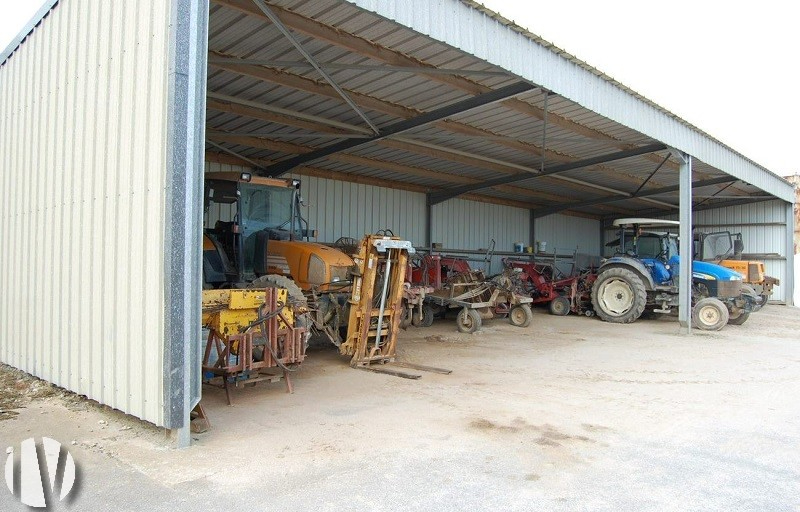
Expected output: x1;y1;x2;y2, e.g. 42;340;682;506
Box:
693;272;716;281
307;254;327;285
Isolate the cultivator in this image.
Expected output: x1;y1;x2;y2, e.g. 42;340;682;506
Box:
504;258;597;316
426;267;534;333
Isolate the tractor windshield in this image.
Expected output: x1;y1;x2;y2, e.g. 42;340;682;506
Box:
700;231;733;260
239;182;298;239
621;232;677;261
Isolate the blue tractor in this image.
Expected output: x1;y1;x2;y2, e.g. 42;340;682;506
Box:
592;218;761;330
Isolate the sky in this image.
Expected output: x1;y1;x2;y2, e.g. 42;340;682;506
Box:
1;1;798;177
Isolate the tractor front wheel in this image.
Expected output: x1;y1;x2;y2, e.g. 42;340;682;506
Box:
456;308;482;333
692;297;729;331
591;267;647;324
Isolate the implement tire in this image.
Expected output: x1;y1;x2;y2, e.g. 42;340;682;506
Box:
591;267;647;324
509;304;533;327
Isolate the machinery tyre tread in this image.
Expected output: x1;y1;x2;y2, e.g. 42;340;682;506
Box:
591;267;647;324
692;297;729;331
549;296;570;316
420;303;435;328
250;274;308;307
510;304;534;327
456;308;482;333
727;312;750;325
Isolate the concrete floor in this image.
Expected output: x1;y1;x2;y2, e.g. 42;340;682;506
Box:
1;305;799;511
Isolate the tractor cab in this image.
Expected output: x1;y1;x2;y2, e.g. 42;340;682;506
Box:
202;172;353;291
611;219;681;286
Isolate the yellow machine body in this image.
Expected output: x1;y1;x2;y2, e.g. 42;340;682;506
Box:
202;288;292;336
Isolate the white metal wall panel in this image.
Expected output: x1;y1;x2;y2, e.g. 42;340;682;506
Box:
289;173;427;246
204;161;427;245
534;214;601;266
0;0;172;425
691;201;789;303
432;198;529;272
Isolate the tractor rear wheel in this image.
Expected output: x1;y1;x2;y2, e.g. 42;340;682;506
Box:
250;274;307;307
509;304;533;327
692;297;729;331
591;267;647;324
549;296;570;316
456;308;482;333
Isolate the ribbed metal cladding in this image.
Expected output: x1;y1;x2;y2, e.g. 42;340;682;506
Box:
431;198;529;272
534;214;600;260
692;200;790;303
0;0;172;425
610;200;791;303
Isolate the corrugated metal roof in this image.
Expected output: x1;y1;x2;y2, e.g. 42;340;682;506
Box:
202;0;793;216
7;0;792;216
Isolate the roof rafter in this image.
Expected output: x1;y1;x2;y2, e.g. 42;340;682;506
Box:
209;59;653;189
428;143;668;205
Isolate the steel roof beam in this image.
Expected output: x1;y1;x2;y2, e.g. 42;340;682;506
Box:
207;91;372;134
206;57;510;77
206;133;588;205
383;137;643;198
428;143;667;205
204;150;559;212
532;176;737;217
257;81;537;177
628;196;777;219
250;0;380;134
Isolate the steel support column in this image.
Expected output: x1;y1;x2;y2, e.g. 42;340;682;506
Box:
164;0;209;448
677;152;693;332
786;201;796;306
425;200;433;250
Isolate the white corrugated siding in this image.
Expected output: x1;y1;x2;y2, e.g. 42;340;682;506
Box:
691;201;789;303
0;1;172;425
431;198;529;272
205;162;605;274
534;214;601;267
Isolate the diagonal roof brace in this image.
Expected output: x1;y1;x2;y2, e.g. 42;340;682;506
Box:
427;142;668;205
532;176;737;217
258;80;537;177
251;0;380;134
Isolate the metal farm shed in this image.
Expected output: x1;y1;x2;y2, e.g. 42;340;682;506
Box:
1;0;795;446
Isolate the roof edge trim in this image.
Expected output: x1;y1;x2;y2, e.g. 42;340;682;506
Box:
345;0;794;203
0;0;60;67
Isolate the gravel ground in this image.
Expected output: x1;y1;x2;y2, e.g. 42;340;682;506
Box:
1;305;799;511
